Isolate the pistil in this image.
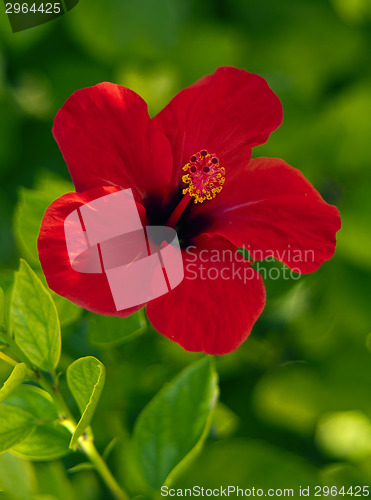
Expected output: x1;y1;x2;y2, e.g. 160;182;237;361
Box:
167;150;226;228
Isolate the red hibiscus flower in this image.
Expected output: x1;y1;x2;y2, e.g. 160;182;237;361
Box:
38;67;341;355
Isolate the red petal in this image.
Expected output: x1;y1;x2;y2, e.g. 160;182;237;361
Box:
37;186;145;316
154;67;283;187
200;157;341;273
147;235;266;355
53;83;173;200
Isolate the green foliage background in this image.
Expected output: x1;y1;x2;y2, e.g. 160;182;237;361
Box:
1;0;371;498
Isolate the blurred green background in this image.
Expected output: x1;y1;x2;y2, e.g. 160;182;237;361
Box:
1;0;371;497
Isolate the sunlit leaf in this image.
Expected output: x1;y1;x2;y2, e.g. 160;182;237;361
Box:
35;271;82;328
133;356;218;489
10;260;61;371
12;423;72;461
0;363;31;403
67;356;106;448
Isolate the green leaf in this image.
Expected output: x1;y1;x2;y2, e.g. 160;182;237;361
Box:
3;385;71;461
0;363;31;403
67;356;106;448
11;422;72;461
103;437;118;460
209;402;239;439
88;310;146;345
0;287;5;330
3;384;56;417
172;439;318;491
13;188;53;267
0;271;15;334
50;291;82;328
10;260;61;371
0;405;36;453
13;177;72;267
133;356;218;490
68;462;95;473
36;270;82;328
13;177;81;329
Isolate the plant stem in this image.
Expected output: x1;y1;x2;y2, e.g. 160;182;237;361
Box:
79;437;130;500
0;331;34;368
0;328;130;500
36;373;76;422
0;350;18;367
37;372;130;500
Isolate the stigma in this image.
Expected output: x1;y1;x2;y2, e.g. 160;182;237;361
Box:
182;150;225;204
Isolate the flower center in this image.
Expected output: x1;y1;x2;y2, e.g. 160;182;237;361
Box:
166;150;226;228
182;150;226;204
